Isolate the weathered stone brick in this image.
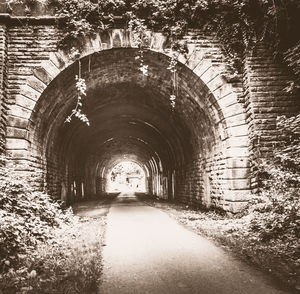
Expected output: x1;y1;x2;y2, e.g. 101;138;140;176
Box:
0;11;297;212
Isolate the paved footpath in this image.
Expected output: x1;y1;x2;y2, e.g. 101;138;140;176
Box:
98;193;292;294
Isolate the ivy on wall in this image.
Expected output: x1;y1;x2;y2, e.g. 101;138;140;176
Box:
48;0;300;117
7;0;300;121
44;0;300;62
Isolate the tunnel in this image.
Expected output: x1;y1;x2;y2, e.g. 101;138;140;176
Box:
28;48;233;208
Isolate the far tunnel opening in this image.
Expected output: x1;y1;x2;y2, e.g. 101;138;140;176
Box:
27;48;243;210
106;161;147;193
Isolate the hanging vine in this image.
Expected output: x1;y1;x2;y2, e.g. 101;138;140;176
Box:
11;0;299;121
65;57;90;126
168;52;178;110
128;17;149;76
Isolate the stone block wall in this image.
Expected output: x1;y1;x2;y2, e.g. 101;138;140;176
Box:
176;143;249;212
0;24;7;155
176;154;204;207
243;44;299;189
0;10;298;211
6;24;58;164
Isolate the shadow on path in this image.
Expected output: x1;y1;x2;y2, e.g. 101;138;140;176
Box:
72;193;120;218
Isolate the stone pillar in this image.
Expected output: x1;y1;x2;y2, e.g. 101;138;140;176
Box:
243;43;298;189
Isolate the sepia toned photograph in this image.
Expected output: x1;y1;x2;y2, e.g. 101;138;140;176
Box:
0;0;299;293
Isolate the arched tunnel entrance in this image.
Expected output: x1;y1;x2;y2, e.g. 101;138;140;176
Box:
27;48;249;210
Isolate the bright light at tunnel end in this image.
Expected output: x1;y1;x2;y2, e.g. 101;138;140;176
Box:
106;161;146;193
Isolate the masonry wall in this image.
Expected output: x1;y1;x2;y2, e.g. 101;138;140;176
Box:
0;12;298;211
176;154;204;207
243;44;299;189
176;142;246;211
0;24;7;155
6;24;57;161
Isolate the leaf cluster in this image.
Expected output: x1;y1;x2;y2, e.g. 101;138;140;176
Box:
65;74;90;125
0;157;72;275
1;215;104;294
0;157;104;294
249;192;299;242
248;114;300;245
45;0;300;66
49;0;126;48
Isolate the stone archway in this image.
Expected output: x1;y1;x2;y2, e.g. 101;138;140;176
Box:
6;30;250;212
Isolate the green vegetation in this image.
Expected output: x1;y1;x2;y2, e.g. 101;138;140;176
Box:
0;158;105;293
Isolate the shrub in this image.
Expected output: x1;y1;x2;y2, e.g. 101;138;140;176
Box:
249;191;299;242
244;114;300;285
0;157;104;293
250;114;300;241
1;217;104;294
0;157;75;292
0;157;71;274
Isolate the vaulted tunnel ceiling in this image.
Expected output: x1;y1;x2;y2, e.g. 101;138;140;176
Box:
29;49;222;193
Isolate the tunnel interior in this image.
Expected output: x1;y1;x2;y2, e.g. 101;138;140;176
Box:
29;48;229;208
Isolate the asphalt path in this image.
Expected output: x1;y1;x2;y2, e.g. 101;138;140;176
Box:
96;193;291;294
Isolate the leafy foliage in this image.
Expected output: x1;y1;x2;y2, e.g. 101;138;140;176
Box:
274;114;300;169
255;114;300;193
0;157;105;293
247;114;300;257
0;158;70;273
128;18;150;76
168;53;178;109
46;0;300;66
49;0;115;49
65;67;90;126
1;217;104;294
244;114;299;285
